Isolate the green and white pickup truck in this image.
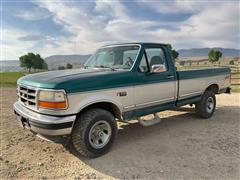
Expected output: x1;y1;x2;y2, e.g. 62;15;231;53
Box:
14;43;231;157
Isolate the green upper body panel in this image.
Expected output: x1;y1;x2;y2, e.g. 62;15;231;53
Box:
17;42;230;94
177;67;230;80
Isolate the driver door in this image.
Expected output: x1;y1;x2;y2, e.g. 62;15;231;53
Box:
133;45;177;111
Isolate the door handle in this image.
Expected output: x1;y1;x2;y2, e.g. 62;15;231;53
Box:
167;75;174;79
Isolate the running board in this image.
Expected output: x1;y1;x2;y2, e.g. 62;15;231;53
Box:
137;113;161;127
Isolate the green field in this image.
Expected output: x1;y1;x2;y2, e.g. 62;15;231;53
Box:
0;72;25;87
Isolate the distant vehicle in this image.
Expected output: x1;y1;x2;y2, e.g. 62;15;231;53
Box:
14;43;231;158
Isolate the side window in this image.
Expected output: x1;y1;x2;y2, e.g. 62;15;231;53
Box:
138;53;148;73
145;48;167;72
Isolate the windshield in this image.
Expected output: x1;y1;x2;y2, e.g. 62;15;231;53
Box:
84;45;140;70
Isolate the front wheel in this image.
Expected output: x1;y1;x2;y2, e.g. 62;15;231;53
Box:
195;90;216;118
71;108;117;158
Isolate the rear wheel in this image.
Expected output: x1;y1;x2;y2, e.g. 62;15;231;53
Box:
71;108;117;158
195;90;216;118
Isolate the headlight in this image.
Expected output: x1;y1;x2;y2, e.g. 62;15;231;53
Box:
38;90;67;109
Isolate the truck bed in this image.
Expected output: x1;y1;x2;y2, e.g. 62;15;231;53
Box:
177;67;230;103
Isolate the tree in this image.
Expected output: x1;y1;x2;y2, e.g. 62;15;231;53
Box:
208;49;222;63
167;44;179;61
42;61;48;70
58;66;66;70
19;53;33;72
179;61;185;66
66;63;73;69
19;53;48;72
32;54;43;70
229;60;234;65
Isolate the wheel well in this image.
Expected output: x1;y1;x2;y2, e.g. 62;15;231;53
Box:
78;102;122;120
206;84;219;94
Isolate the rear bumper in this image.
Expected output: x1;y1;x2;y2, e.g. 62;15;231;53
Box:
13;101;76;136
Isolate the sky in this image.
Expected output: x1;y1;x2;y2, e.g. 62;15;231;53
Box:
1;0;240;60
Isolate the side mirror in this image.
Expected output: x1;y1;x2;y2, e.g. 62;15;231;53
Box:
151;64;166;73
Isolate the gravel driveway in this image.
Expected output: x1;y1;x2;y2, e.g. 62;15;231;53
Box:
1;87;239;179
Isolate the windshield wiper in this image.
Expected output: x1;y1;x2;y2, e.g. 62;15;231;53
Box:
93;65;115;71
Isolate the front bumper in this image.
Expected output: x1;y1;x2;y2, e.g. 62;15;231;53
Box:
13;101;76;136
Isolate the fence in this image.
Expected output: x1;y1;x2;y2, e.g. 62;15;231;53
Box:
231;72;240;86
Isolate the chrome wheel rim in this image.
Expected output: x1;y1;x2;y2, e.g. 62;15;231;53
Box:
206;97;214;113
89;121;112;149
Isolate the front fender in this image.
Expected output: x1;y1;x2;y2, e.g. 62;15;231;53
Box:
67;92;123;115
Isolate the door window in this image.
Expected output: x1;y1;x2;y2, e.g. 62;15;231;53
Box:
144;48;167;72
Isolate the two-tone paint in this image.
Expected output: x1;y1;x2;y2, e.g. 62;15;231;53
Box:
14;42;231;136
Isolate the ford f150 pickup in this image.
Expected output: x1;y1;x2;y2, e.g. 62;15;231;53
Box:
14;43;231;158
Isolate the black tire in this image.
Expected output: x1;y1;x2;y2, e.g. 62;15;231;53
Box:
71;108;117;158
195;90;216;118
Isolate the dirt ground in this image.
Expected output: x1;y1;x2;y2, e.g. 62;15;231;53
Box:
0;87;240;179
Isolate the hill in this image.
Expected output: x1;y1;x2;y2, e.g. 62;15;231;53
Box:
178;48;240;57
2;47;239;71
44;54;91;69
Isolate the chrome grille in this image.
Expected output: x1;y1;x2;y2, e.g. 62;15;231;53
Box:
17;85;37;109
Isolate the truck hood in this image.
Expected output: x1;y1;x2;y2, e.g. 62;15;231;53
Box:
19;68;103;83
18;68;133;93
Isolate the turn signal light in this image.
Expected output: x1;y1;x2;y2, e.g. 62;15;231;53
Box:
38;101;67;109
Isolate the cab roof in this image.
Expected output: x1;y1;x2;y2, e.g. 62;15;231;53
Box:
103;42;168;47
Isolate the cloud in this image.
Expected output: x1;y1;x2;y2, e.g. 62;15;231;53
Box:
18;35;47;41
15;7;52;21
2;27;59;60
18;35;58;43
1;27;36;60
35;1;115;53
138;0;196;14
178;2;240;48
94;0;130;21
3;0;240;59
36;1;239;49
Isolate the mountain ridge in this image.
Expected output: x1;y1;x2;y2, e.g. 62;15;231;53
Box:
177;47;240;57
44;54;91;69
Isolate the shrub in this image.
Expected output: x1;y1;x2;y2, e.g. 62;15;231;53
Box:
229;60;234;65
